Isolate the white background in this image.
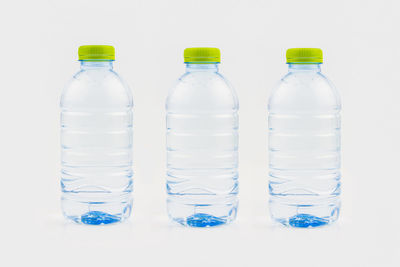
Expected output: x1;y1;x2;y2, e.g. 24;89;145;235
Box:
0;0;399;266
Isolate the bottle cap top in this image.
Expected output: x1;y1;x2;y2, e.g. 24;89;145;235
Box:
286;48;323;64
184;47;221;63
78;45;115;61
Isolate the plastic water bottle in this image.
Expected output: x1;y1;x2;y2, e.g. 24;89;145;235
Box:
166;48;239;227
60;45;133;225
268;48;341;227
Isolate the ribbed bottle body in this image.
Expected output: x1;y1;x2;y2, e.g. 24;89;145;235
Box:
166;64;239;227
60;61;133;225
268;64;341;227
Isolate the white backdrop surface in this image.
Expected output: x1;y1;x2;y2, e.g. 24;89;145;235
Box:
0;0;399;266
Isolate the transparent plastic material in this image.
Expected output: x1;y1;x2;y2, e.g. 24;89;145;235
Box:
268;63;341;227
166;63;239;227
60;61;133;225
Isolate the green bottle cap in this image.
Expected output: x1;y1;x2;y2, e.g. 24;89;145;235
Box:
184;47;221;63
286;48;323;64
78;45;115;61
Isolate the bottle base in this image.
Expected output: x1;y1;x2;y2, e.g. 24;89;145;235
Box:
172;212;230;227
275;213;334;228
61;193;132;225
64;211;127;225
269;196;340;228
167;195;238;227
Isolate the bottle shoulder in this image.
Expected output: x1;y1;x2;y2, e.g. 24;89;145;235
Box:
61;69;133;110
166;71;239;113
269;71;341;113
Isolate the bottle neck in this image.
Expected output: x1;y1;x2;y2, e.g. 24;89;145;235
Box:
80;60;114;70
288;63;321;72
185;63;219;72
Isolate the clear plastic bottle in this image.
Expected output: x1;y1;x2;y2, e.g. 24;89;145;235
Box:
60;45;133;225
166;48;239;227
268;48;341;227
